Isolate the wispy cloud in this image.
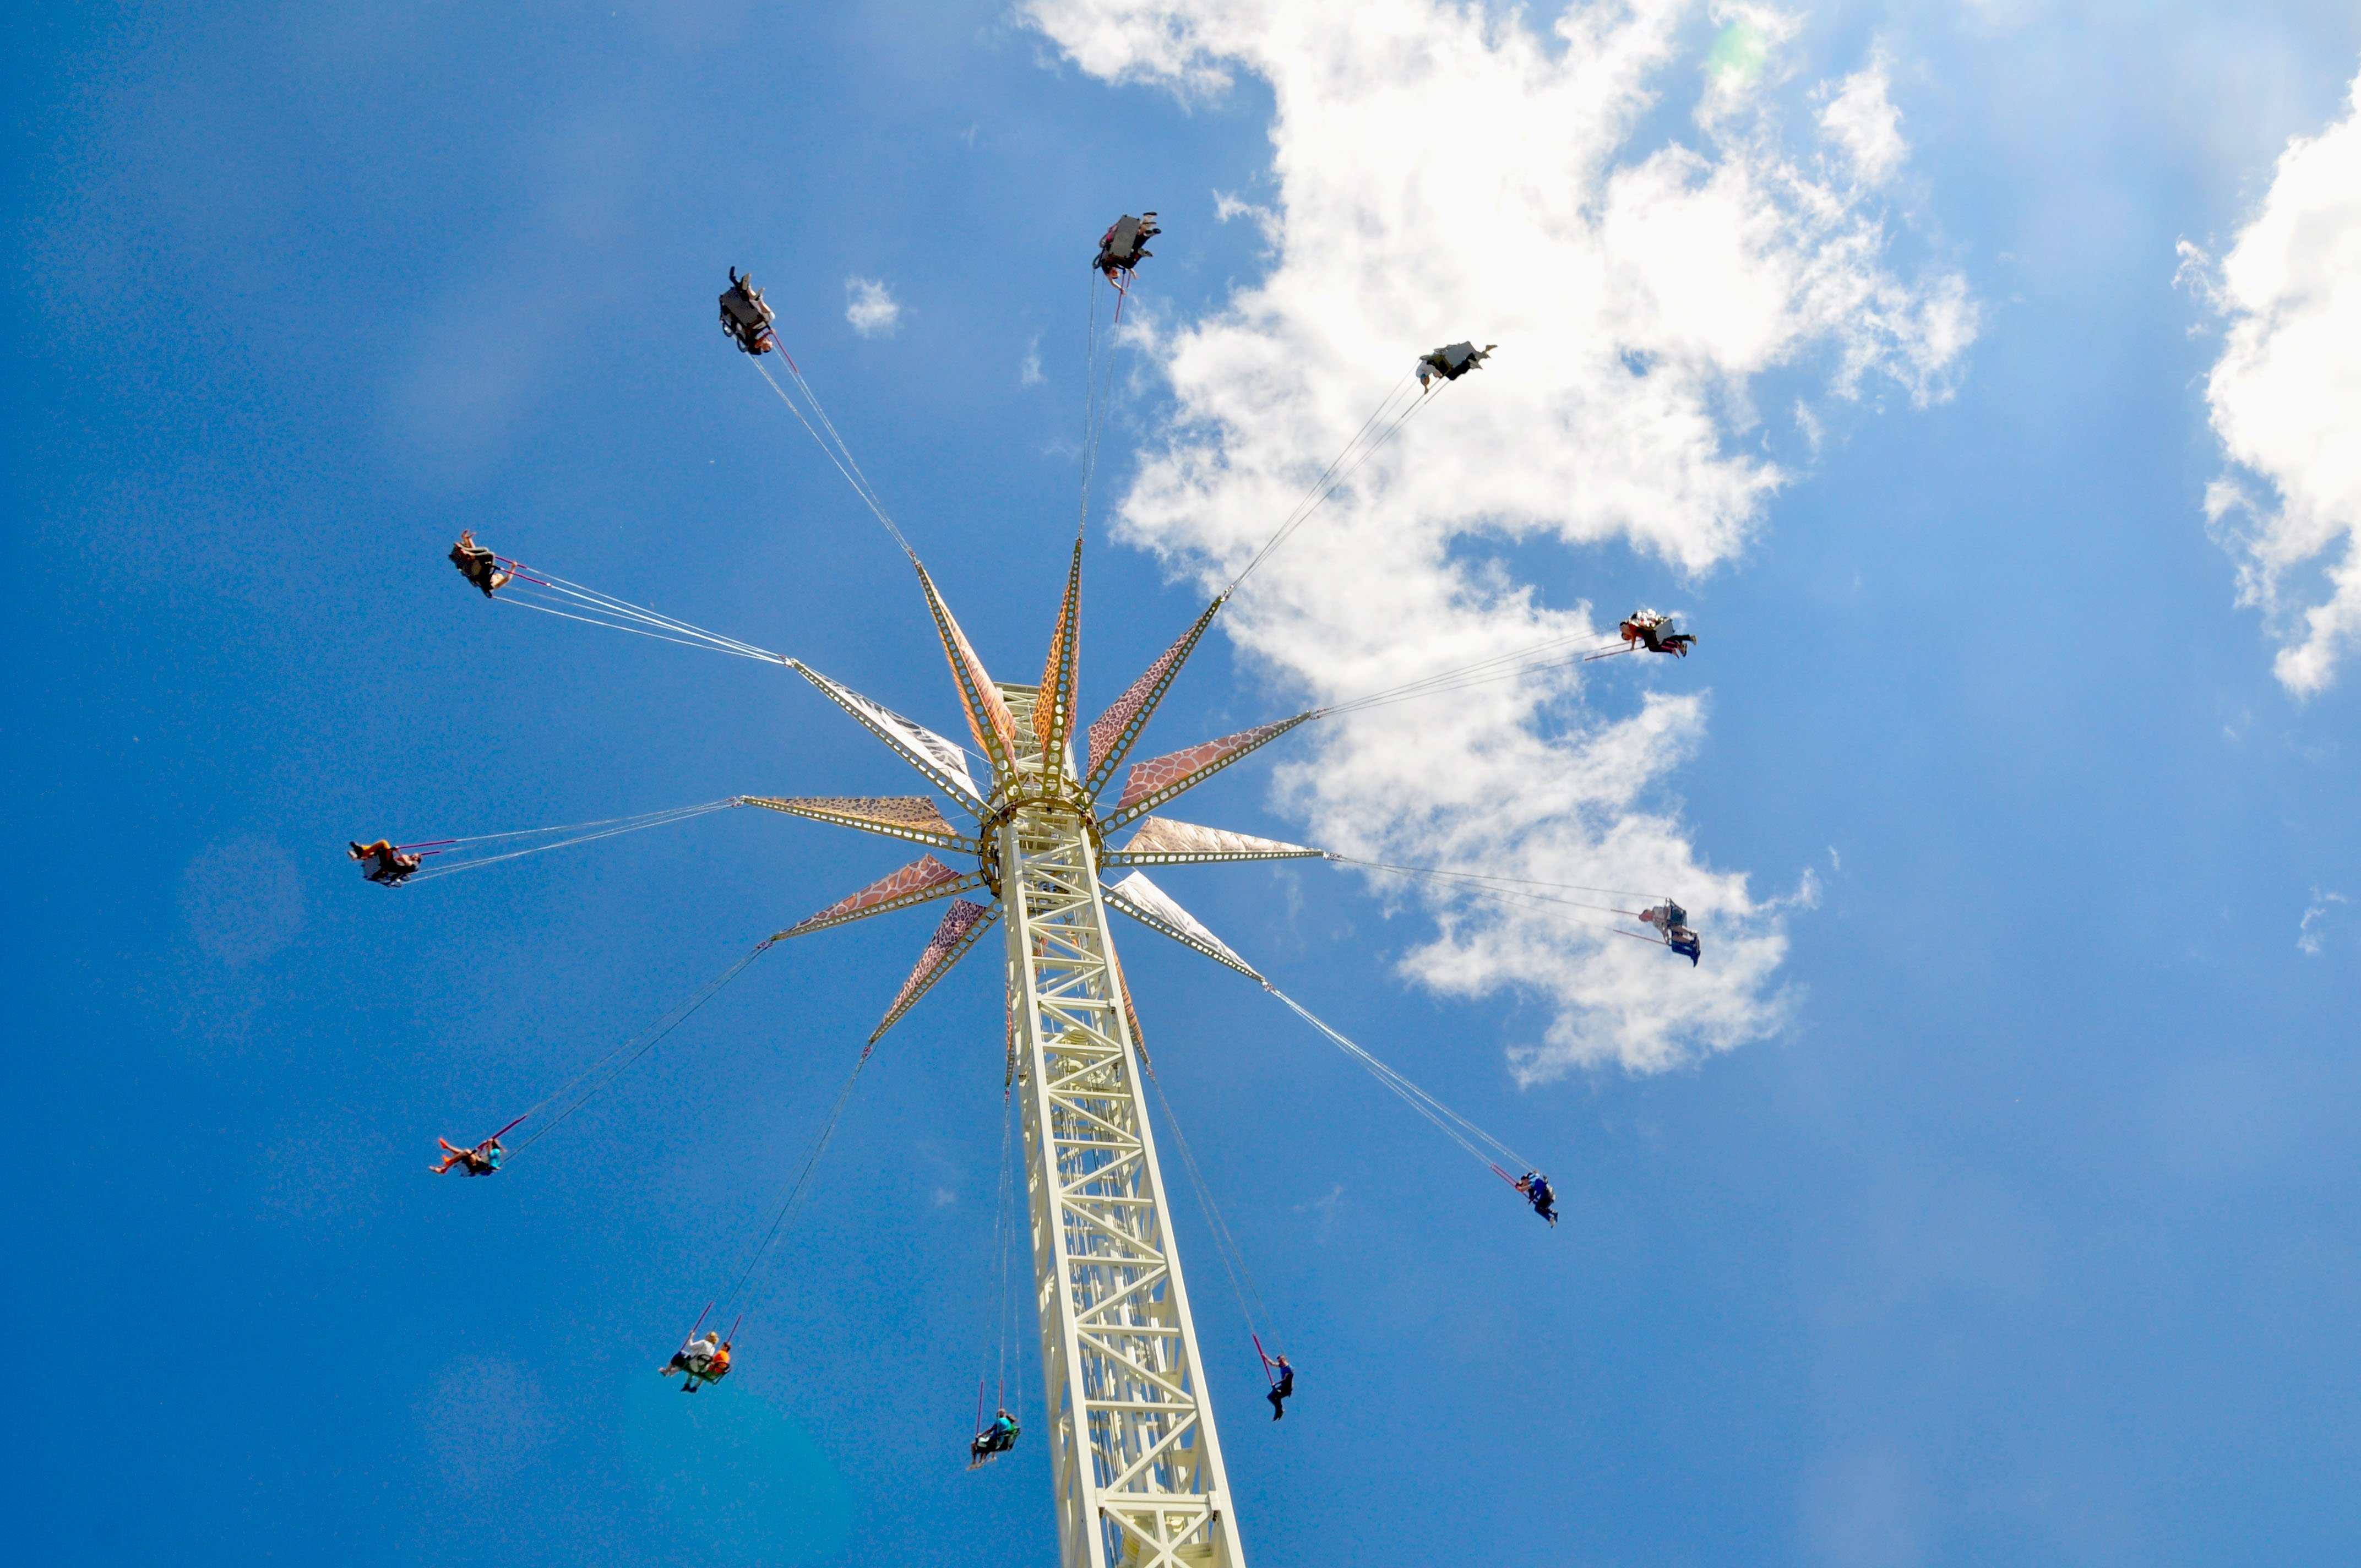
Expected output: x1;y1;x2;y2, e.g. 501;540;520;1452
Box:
2185;67;2361;694
1292;1182;1346;1244
1027;0;1973;1075
1212;188;1279;246
845;275;901;337
2300;890;2346;956
1020;334;1045;385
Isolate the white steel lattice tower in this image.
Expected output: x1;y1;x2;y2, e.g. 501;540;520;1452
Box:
999;683;1242;1568
761;547;1319;1566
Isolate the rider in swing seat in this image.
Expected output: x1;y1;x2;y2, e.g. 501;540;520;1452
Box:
448;530;512;597
1266;1354;1295;1420
1416;340;1495;390
719;266;777;356
1092;213;1161;282
1516;1170;1559;1227
970;1408;1020;1462
432;1136;505;1177
665;1331;723;1391
1618;609;1696;656
349;840;422;886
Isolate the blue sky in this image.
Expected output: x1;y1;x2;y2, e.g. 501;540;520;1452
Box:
8;2;2361;1565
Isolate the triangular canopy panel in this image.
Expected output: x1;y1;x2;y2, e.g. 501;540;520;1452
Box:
1115;816;1325;865
1105;870;1263;982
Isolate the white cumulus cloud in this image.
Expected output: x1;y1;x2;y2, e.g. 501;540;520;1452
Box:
2190;66;2361;695
845;275;901;336
1027;0;1972;1075
1819;60;1908;188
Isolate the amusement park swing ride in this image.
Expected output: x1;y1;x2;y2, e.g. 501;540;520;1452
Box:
369;214;1705;1568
